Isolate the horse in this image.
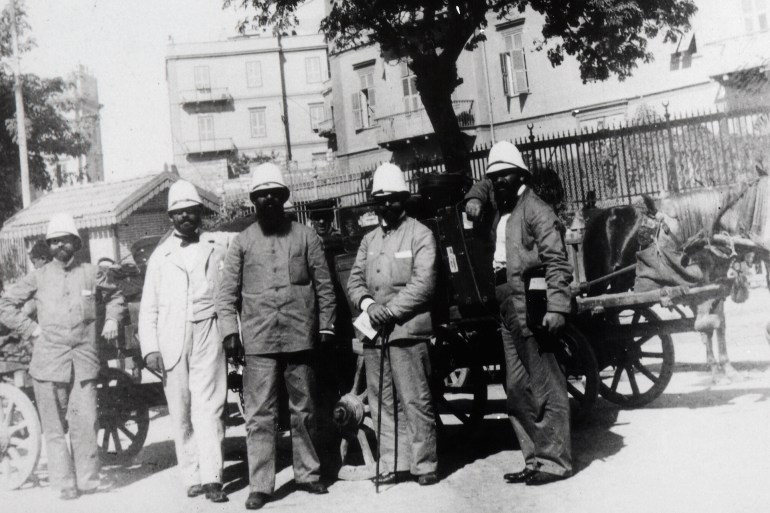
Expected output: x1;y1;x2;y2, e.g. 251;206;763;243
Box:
582;170;770;383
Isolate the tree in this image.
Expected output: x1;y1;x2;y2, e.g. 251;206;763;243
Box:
0;1;92;226
225;0;697;175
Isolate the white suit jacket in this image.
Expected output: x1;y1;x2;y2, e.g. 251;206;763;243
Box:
138;233;225;370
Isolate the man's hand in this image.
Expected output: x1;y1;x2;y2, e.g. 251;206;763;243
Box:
465;198;483;221
542;312;566;335
101;319;119;340
367;303;393;327
144;351;164;373
223;333;244;365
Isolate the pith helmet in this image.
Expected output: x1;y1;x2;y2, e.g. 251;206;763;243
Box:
167;180;203;212
46;212;81;241
485;141;530;177
250;163;289;194
371;163;409;197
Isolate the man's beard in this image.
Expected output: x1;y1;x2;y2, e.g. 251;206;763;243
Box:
256;201;288;234
377;205;404;227
53;246;75;263
494;181;522;214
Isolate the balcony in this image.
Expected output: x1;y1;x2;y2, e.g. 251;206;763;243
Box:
376;100;475;147
179;88;233;106
183;138;237;158
316;118;335;138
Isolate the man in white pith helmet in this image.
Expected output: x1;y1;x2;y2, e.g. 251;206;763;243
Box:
470;141;573;486
216;162;336;510
0;212;124;500
347;163;439;487
138;180;228;503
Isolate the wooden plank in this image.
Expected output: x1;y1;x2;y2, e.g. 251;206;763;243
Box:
575;283;728;314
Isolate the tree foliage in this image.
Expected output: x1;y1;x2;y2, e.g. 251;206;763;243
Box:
226;0;697;174
0;1;92;226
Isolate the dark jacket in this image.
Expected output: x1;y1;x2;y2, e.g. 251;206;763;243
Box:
216;220;336;354
504;188;572;337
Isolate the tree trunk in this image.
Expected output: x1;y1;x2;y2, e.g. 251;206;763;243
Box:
413;56;470;176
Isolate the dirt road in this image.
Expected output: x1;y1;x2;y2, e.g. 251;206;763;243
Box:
3;289;770;513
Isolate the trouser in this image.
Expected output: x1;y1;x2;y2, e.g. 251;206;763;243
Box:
497;284;572;476
363;339;437;476
33;377;100;492
164;317;226;487
242;351;321;494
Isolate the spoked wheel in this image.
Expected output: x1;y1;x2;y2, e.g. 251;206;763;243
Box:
96;368;150;465
0;383;41;491
599;307;675;407
555;323;599;424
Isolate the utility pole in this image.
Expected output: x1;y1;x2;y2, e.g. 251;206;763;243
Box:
9;0;31;207
277;33;293;163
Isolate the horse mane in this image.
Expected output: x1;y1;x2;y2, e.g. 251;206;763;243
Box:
663;187;727;242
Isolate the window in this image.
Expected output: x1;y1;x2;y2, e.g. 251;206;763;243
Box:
401;62;419;112
309;103;325;131
194;66;211;91
670;34;696;71
499;29;529;96
743;0;768;33
249;108;267;138
198;115;214;140
246;61;262;88
305;56;322;83
351;68;376;130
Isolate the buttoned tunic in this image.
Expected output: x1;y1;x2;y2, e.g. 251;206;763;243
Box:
347;216;436;342
0;259;124;382
216;221;336;355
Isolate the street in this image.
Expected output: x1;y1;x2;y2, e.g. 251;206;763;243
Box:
3;287;770;513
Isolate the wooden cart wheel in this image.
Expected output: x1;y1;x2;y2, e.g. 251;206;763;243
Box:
432;363;488;441
599;307;675;407
96;368;150;465
556;323;599;424
0;383;41;491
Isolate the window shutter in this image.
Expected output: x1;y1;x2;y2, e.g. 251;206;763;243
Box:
351;92;363;130
511;48;529;94
499;53;510;97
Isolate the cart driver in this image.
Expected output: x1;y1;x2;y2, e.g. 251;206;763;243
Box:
466;141;573;486
0;212;125;500
138;180;229;503
347;163;439;487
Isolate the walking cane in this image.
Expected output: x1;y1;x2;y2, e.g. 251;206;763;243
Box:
375;326;391;494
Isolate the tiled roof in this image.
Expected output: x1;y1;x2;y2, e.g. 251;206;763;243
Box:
0;172;220;239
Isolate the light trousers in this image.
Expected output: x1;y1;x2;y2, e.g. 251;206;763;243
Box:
164;317;226;486
33;377;100;491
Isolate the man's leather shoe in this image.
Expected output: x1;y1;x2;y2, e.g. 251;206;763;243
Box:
59;487;79;500
245;492;270;510
417;472;439;486
296;481;328;494
525;470;569;486
204;482;228;503
187;484;205;497
504;467;538;483
372;471;410;485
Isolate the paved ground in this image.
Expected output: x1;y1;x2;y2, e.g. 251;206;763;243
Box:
3;287;770;513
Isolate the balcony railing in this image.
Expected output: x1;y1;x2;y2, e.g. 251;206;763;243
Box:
183;138;237;157
316;118;335;137
375;100;475;146
179;88;233;106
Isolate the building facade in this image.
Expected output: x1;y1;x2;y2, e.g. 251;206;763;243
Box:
321;0;770;172
165;1;331;193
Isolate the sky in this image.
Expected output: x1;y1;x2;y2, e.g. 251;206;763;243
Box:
20;0;248;181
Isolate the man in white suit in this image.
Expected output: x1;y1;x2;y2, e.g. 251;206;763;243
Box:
138;180;228;503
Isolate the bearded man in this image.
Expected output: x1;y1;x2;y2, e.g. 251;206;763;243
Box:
216;163;336;510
